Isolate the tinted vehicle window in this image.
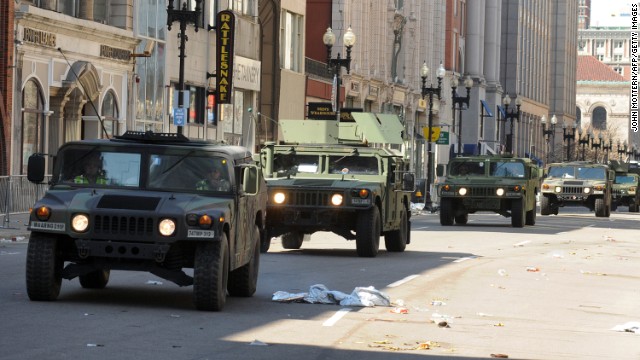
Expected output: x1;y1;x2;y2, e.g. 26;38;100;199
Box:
329;156;379;175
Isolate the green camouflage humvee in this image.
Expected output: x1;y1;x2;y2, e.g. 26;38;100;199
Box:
540;161;613;217
609;160;640;212
438;155;541;227
26;131;267;311
257;113;414;257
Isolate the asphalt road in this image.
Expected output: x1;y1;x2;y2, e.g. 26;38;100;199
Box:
1;208;639;360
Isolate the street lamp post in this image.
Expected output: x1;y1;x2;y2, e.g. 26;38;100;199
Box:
577;128;591;161
167;0;203;135
502;95;522;155
420;62;445;210
541;114;557;164
602;138;613;163
451;74;473;156
617;140;627;160
626;143;634;162
562;122;577;161
322;26;356;121
591;132;603;163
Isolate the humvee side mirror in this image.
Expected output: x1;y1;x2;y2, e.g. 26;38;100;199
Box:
27;154;46;183
436;164;445;177
242;165;259;195
402;173;415;192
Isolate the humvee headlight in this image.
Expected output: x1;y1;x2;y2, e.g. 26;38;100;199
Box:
593;185;604;191
159;218;176;236
35;206;51;221
358;189;369;198
554;186;562;193
630;186;636;192
71;214;89;233
458;187;468;196
583;187;592;194
331;194;343;206
496;188;505;196
273;192;286;204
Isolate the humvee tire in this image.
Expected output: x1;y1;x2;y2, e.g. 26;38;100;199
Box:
595;198;607;217
454;213;468;225
525;207;536;225
440;198;454;226
194;235;229;311
79;269;110;289
228;225;260;297
282;231;304;249
260;230;271;253
540;195;551;215
26;233;62;301
511;199;525;228
356;207;381;257
384;207;408;252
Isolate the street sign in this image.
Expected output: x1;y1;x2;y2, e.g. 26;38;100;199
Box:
173;107;186;126
422;126;441;142
436;131;449;145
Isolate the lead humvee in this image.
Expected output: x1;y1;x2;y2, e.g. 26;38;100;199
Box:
25;131;267;311
540;161;613;217
437;154;541;227
257;113;414;257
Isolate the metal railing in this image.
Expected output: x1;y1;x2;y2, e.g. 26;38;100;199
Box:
0;175;51;228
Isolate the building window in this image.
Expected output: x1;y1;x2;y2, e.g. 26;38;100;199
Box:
614;40;623;48
135;40;166;132
596;40;605;48
101;91;119;138
597;54;604;61
592;107;607;130
169;84;206;126
614;66;623;75
613;54;622;62
280;10;303;72
21;80;45;174
229;0;256;16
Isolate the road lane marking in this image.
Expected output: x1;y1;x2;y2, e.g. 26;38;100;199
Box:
453;256;477;263
414;226;429;229
513;240;530;247
387;274;420;288
322;308;351;327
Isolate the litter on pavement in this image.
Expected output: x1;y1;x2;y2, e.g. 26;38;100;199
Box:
272;284;391;307
611;322;640;334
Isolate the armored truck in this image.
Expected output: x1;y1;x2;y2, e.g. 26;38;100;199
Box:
609;160;640;212
540;161;613;217
437;154;541;227
258;113;414;257
25;131;267;311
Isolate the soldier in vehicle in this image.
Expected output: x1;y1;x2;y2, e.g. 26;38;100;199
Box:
74;153;107;185
197;163;231;191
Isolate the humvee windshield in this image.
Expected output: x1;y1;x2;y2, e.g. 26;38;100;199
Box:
489;161;525;178
273;154;319;174
329;156;379;175
547;166;606;180
450;160;485;176
615;175;637;184
57;146;232;193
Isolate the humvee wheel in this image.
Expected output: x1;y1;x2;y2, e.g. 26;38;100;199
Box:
282;231;304;249
540;195;551;215
356;207;381;257
595;198;607;217
79;269;110;289
26;233;63;301
384;207;408;252
511;199;525;228
630;203;639;212
611;202;618;211
439;198;454;226
525;207;536;225
454;213;468;225
228;225;260;297
194;235;229;311
260;229;271;253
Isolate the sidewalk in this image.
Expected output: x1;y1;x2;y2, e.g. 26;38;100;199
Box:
0;213;32;242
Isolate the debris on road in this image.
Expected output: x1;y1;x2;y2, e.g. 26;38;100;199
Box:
249;339;269;346
610;322;640;334
272;284;391;307
490;353;509;358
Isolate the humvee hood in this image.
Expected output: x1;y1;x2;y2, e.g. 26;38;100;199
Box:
268;178;380;189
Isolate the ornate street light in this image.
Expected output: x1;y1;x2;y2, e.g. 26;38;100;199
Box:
541;114;557;164
590;132;603;163
602;138;613;163
420;62;445;210
562;121;577;161
167;0;203;135
617;140;628;161
577;127;591;161
502;95;522;155
451;74;473;156
323;26;356;121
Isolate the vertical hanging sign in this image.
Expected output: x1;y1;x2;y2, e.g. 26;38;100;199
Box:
216;10;235;104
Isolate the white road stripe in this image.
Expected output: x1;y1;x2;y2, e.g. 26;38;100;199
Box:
513;240;531;247
453;256;476;263
413;226;429;229
387;274;420;288
322;308;351;327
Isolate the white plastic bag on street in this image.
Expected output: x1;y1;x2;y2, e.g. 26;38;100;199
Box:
272;284;390;307
339;286;391;307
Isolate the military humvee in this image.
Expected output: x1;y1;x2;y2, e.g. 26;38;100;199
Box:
437;154;541;227
25;131;267;311
609;160;640;212
258;113;414;257
540;161;613;217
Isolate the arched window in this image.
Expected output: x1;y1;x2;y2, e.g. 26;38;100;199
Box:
592;106;607;130
101;91;119;138
21;79;45;174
